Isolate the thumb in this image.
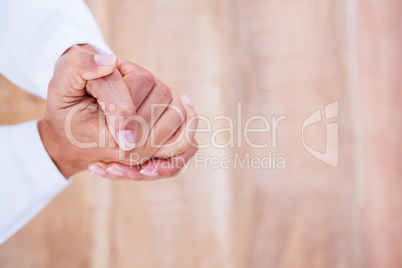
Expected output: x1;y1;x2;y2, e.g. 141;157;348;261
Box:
52;50;117;97
52;50;139;151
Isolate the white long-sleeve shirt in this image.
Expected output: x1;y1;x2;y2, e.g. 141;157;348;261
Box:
0;0;111;244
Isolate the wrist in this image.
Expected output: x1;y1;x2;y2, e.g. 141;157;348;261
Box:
37;119;77;178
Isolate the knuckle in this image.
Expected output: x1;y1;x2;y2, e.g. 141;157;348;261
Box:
64;50;82;67
171;111;185;129
136;70;155;88
157;85;173;103
173;96;187;123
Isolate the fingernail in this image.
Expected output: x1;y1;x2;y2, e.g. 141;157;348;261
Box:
94;54;116;66
182;95;193;106
139;168;158;176
117;130;135;151
106;166;124;176
89;164;106;176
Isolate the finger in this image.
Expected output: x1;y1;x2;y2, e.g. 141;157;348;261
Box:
117;60;155;108
86;69;139;151
52;50;117;98
104;162;143;180
138;140;198;180
89;161;128;180
141;90;186;155
153;94;198;158
135;80;173;144
100;140;197;181
88;162;107;177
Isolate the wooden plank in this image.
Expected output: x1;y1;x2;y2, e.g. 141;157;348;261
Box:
228;0;363;267
359;0;402;267
106;0;232;267
1;0;402;267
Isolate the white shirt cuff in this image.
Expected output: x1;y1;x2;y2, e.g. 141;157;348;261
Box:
11;120;71;192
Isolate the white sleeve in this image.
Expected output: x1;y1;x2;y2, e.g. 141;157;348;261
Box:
0;121;70;244
0;0;112;244
0;0;112;99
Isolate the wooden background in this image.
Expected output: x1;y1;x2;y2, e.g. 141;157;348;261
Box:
0;0;401;267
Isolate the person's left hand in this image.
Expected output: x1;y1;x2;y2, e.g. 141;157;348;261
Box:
88;59;199;181
89;95;199;180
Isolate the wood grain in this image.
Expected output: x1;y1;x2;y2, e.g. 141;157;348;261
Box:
0;0;400;267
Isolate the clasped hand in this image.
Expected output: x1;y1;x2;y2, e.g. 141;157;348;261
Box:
38;44;198;180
